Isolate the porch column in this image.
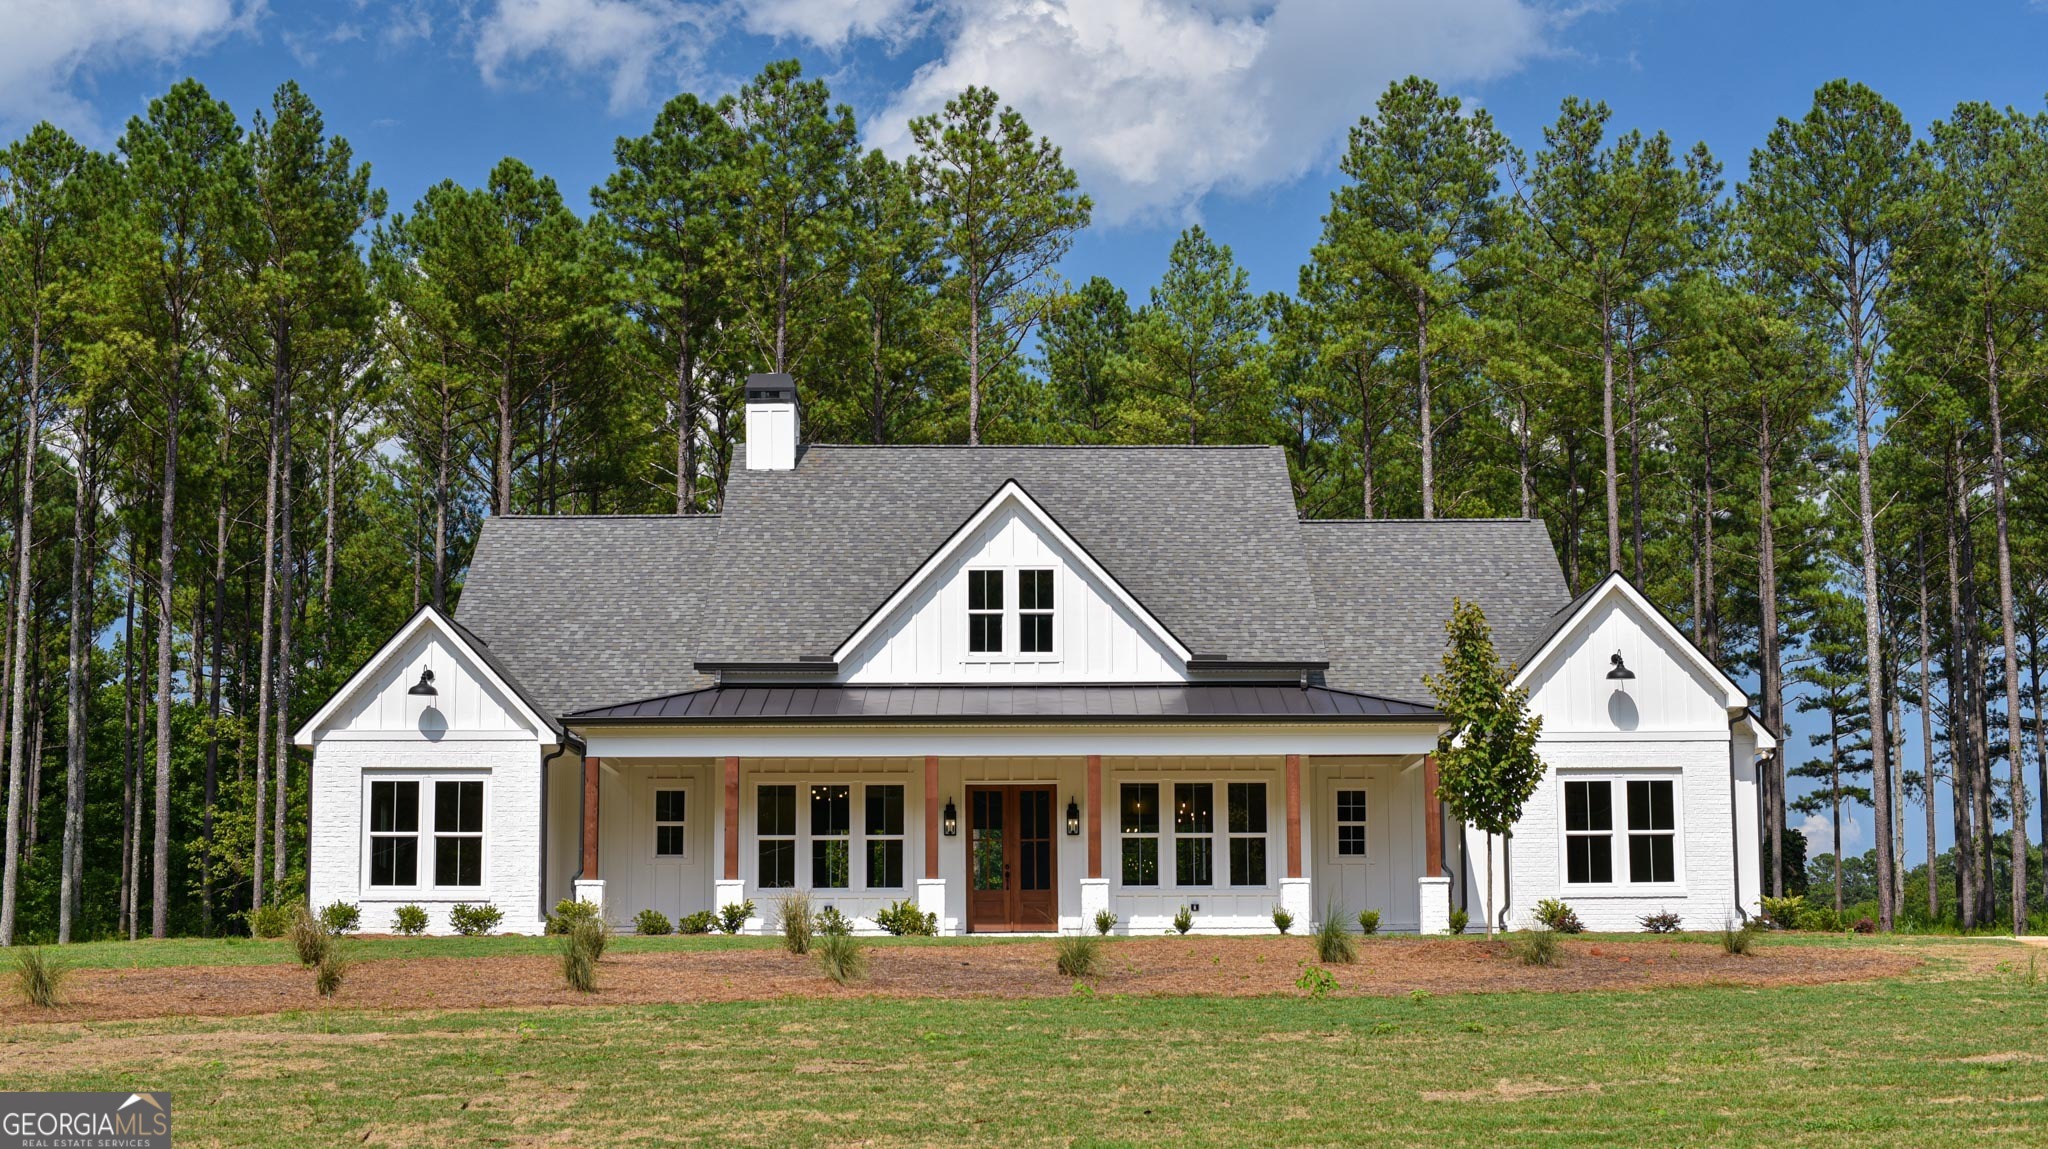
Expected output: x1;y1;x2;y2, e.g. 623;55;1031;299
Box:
1418;752;1452;934
573;756;605;912
1079;754;1109;932
715;756;748;924
1278;753;1311;928
917;756;949;933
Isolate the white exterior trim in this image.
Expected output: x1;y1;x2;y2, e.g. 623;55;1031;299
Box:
293;606;557;749
830;480;1193;667
1512;573;1747;711
580;722;1443;762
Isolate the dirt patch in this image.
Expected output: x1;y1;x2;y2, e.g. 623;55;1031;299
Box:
0;936;1922;1025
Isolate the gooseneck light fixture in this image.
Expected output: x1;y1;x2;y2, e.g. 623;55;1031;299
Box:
1606;652;1635;680
408;668;439;696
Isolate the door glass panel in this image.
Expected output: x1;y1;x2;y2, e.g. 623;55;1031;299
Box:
1335;788;1367;857
972;790;1005;891
1019;789;1052;891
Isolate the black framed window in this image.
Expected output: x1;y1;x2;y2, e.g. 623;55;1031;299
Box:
1626;779;1677;883
1019;569;1055;653
368;779;419;886
1334;788;1367;857
866;784;904;889
811;785;851;888
1564;780;1614;884
654;789;687;857
432;780;484;886
758;784;796;888
1227;782;1267;886
968;569;1004;653
1174;783;1213;886
1120;782;1160;885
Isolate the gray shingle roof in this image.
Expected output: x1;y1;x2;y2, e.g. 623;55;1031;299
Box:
1300;519;1570;704
453;447;1572;722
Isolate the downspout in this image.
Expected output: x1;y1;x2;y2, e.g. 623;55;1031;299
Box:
1496;833;1513;934
1728;762;1748;923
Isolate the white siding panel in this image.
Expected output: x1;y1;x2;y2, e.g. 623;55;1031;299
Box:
1523;595;1729;734
839;503;1184;683
325;628;535;739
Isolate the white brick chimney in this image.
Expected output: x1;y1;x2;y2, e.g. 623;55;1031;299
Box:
743;372;798;471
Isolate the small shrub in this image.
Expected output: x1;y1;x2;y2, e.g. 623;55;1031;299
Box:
678;910;717;935
1795;906;1842;932
289;906;332;967
546;898;601;935
248;900;296;939
12;947;66;1008
1853;916;1877;934
1357;909;1381;936
716;899;755;936
1271;907;1295;935
814;906;853;937
1093;908;1117;936
634;909;674;936
392;904;429;936
1295;964;1339;999
1171;906;1193;935
777;891;815;955
1532;898;1584;934
449;903;504;937
314;946;349;998
1638;909;1683;934
1759;894;1805;931
1721;918;1756;955
874;899;937;936
1055;933;1102;978
318;900;361;935
1509;927;1561;967
816;932;867;985
1312;911;1357;965
1447;908;1469;936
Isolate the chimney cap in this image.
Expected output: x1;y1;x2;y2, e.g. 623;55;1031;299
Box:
745;373;797;403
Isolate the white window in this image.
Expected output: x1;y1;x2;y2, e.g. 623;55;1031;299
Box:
756;781;907;892
654;789;687;858
968;569;1004;653
368;779;419;887
1121;779;1271;889
1563;776;1679;886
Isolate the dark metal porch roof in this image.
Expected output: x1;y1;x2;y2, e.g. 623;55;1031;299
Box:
565;683;1443;724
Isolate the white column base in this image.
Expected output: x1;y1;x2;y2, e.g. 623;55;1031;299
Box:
1278;877;1312;932
572;878;605;913
915;877;952;936
1418;875;1452;934
1079;877;1111;934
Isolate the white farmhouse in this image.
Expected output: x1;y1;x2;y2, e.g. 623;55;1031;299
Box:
295;374;1772;936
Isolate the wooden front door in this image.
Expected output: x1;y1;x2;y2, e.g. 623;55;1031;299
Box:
965;785;1058;932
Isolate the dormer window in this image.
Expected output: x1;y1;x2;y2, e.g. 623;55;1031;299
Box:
1019;570;1055;653
968;570;1004;652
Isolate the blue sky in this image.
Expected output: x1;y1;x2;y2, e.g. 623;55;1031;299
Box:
8;0;2046;872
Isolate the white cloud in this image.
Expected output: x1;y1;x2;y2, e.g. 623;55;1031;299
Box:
0;0;257;137
472;0;723;113
739;0;927;50
867;0;1553;224
1798;811;1865;858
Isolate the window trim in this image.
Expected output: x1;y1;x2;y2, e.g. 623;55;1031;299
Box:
1114;774;1276;893
749;777;913;895
966;568;1006;655
432;778;487;889
651;783;690;862
962;565;1060;663
1555;769;1686;895
360;770;489;895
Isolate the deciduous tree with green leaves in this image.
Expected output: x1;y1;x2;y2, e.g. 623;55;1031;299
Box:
1426;599;1546;938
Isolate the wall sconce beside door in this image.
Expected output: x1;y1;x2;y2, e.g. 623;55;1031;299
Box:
1066;797;1081;836
942;798;958;837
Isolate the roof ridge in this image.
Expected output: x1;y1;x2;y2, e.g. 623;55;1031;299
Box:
489;513;724;521
794;443;1280;452
1301;517;1540;525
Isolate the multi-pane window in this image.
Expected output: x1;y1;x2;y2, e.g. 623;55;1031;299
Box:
968;569;1004;653
1564;780;1614;884
1227;782;1267;886
368;780;419;886
1120;783;1160;885
654;789;687;857
1019;569;1055;653
1626;780;1677;883
1334;789;1368;857
758;784;797;888
866;784;905;889
434;780;484;886
811;785;851;888
1174;783;1213;886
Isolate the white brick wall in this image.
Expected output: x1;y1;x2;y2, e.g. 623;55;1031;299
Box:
308;740;548;935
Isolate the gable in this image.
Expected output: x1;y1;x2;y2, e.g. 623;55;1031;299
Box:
294;609;555;747
1516;576;1744;735
835;484;1189;683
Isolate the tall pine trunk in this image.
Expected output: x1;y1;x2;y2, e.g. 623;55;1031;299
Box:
1850;334;1896;929
1918;533;1938;920
1984;321;2029;932
252;408;278;912
1757;408;1785;897
59;438;95;944
1417;294;1434;519
0;362;40;945
274;397;295;892
152;392;180;938
1601;302;1620;573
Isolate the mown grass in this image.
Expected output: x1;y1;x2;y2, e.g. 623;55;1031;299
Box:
1;940;2042;1146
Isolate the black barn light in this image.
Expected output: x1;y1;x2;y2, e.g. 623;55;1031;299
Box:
408;667;439;696
1606;652;1635;680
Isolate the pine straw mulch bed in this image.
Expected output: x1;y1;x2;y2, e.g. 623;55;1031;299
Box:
1;935;1926;1024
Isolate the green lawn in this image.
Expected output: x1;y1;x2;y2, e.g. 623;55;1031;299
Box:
3;936;2044;1146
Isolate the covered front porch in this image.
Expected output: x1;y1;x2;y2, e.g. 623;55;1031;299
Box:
554;734;1455;936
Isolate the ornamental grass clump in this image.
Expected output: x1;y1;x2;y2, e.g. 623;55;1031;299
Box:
816;932;867;985
560;917;610;992
289;905;332;967
1721;918;1757;955
314;945;350;998
1055;933;1102;978
1312;910;1357;965
1509;926;1561;967
777;891;815;955
12;947;66;1008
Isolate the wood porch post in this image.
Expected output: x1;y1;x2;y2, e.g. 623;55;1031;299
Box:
723;756;740;881
1086;755;1102;879
924;755;940;880
1423;753;1443;879
1284;753;1302;879
580;756;601;879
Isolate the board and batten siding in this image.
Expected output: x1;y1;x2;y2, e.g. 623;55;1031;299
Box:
305;621;549;934
837;502;1185;684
